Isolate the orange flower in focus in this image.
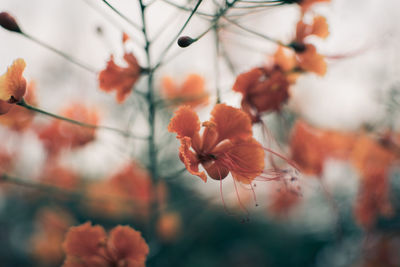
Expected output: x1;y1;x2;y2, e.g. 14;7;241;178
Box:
290;15;329;76
0;81;37;131
0;58;27;114
351;135;395;228
31;208;75;266
99;53;141;103
168;104;265;184
289;120;355;176
62;222;149;267
38;104;98;155
162;74;209;108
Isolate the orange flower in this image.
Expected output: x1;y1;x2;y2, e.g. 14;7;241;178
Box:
31;208;75;265
40;161;79;190
99;53;141;103
233;66;290;123
290;15;329;76
289;120;355;176
62;222;149;267
38;103;98;155
168;104;265;183
0;81;37;131
351;135;395;228
0;58;27;114
162;74;209;108
87;162;153;218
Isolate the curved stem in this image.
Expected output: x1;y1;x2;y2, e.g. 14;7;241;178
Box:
21;32;97;74
17;99;148;140
100;0;142;31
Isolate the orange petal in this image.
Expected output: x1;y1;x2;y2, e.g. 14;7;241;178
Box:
311;16;329;39
0;58;26;102
0;100;12;115
107;225;149;263
168;106;200;139
179;137;207;182
351;135;395;178
232;68;263;95
162;76;178;99
210;104;253;142
274;47;296;72
0;81;37;130
63;222;107;258
297;44;327;76
226;138;265;184
98;53;140;103
289;121;325;176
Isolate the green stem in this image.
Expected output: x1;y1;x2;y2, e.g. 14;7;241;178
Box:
154;0;204;69
100;0;142;31
223;16;286;46
17;99;148;140
22;32;97;74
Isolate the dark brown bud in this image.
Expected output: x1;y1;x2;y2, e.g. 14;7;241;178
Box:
0;12;22;33
289;42;306;53
177;36;194;48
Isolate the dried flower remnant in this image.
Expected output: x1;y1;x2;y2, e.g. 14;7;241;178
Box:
289;120;355;176
62;222;149;267
162;74;209;108
38;104;98;156
0;12;22;33
0;81;37;131
168;104;265;184
351;135;395;229
0;58;27;114
99;53;141;103
31;208;75;266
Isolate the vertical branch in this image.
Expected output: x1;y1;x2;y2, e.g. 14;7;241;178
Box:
213;25;221;104
138;0;157;181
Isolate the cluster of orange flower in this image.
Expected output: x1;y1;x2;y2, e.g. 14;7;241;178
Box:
0;0;399;265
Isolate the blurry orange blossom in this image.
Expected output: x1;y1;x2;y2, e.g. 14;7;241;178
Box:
162;74;209;108
62;222;149;267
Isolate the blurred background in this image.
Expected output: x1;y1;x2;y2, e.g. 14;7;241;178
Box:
1;0;400;266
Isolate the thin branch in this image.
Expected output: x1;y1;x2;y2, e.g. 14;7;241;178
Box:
17;99;149;140
223;16;285;46
154;0;205;69
22;32;97;74
100;0;142;31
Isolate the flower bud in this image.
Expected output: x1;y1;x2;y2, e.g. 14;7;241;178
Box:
177;36;194;48
0;12;22;33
